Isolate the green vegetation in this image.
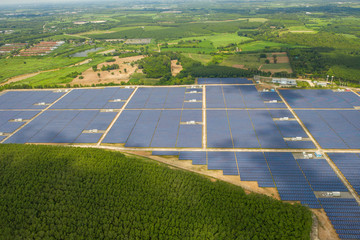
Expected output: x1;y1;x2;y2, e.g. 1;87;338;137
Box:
0;57;84;83
137;54;171;78
0;144;313;239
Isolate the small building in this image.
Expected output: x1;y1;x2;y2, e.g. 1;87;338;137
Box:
272;78;297;86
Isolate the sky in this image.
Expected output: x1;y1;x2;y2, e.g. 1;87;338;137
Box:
0;0;95;5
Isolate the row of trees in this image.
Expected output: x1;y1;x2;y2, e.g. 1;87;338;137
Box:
0;144;313;239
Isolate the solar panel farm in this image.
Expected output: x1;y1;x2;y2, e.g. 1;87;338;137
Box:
1;78;359;239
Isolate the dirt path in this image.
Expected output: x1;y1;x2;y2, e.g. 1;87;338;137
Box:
70;55;145;86
171;60;183;76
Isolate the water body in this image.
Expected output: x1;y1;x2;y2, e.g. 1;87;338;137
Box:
70;47;104;57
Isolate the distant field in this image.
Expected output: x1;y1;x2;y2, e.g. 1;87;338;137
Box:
162;47;215;54
171;33;253;48
181;53;213;64
220;54;264;69
0;57;84;83
261;63;292;70
238;41;297;52
12;56;108;86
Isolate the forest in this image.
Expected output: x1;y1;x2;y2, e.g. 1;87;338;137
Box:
0;144;313;239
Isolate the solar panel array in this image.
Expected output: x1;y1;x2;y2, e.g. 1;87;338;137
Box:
207;85;285;109
51;88;133;109
328;153;360;196
0;90;65;109
319;198;360;240
6;110;117;144
103;110;203;148
197;78;252;84
280;89;358;109
0;111;39;134
297;110;360;149
207;110;312;149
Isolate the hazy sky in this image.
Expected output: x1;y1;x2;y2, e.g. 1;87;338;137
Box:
0;0;93;5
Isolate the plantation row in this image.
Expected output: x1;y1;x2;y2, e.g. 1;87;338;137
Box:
0;145;312;239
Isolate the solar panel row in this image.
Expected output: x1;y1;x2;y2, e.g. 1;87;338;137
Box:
297;110;360;149
208;152;239;175
319;198;360;240
51;88;133;109
179;151;206;165
328;153;360;196
0;90;65;109
126;87;202;109
197;78;252;85
298;158;348;192
0;111;39;134
280;89;358;109
265;152;321;208
6;110;116;144
104;110;202;148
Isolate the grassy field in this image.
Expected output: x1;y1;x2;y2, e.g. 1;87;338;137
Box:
181;53;213;64
170;33;253;48
0;144;313;239
238;41;297;52
0;57;85;83
261;62;292;70
220;54;264;69
12;56;108;87
128;73;160;85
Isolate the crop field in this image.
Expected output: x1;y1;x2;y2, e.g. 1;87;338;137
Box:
1;78;359;239
0;57;85;84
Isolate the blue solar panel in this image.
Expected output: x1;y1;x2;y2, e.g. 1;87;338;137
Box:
280;89;354;109
236;152;274;187
103;110;141;143
176;125;202;148
265;152;320;208
74;133;103;143
208;152;238;175
152;151;179;156
297;110;360;149
198;78;252;85
51;88;133;109
319;198;360;239
151;110;181;147
0;111;39;133
240;86;266;108
181;110;202;123
207;110;232;148
328;153;360;196
334;92;360;107
286;141;316;149
268;110;294;118
276;121;308;138
249;111;288;149
0;90;65;109
222;85;246;108
206;86;225;108
179;151;206;165
126;88;152;109
298;158;348;192
183;102;202;109
145;88;168;109
125;110;161;147
228;110;259;148
185;93;202;101
260;92;282;101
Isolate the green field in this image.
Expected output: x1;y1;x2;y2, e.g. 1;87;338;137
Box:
261;63;293;70
181;53;213;64
0;57;85;83
170;33;253;48
220;54;264;69
238;41;297;52
12;56;108;87
0;144;313;239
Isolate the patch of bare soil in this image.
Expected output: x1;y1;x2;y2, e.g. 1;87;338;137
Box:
312;209;339;240
171;60;183;76
71;55;145;86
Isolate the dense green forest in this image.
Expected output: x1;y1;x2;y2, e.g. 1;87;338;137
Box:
0;145;312;239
